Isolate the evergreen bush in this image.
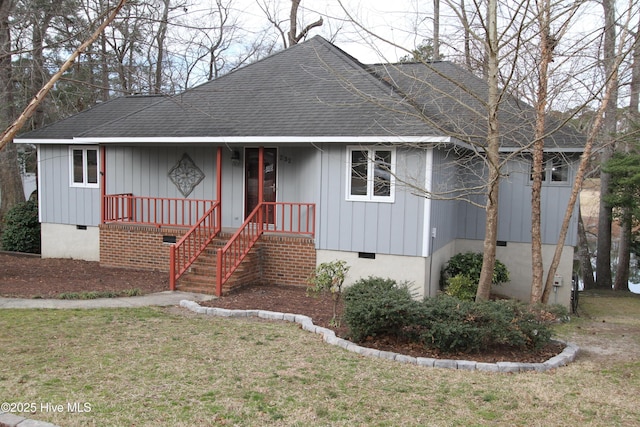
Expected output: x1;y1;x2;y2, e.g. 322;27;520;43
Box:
440;252;510;298
1;200;40;254
343;277;420;342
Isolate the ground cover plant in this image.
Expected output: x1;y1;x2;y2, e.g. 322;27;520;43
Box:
2;291;640;426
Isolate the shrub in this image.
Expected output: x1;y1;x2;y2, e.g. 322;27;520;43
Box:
416;296;553;353
1;200;40;254
440;252;510;297
307;260;350;327
444;274;477;301
343;277;420;342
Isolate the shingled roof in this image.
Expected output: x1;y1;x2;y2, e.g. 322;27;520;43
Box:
371;61;585;150
18;95;165;139
81;36;442;139
18;36;584;150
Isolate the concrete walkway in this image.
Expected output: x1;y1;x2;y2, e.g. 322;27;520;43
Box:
0;291;215;309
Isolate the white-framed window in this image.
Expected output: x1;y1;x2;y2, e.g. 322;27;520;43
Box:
346;146;396;202
530;154;569;184
69;146;99;188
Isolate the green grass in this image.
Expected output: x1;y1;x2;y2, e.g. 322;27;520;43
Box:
56;288;142;299
1;293;640;426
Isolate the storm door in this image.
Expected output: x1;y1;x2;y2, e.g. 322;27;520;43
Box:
245;148;277;224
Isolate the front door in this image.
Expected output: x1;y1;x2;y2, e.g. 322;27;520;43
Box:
245;148;277;223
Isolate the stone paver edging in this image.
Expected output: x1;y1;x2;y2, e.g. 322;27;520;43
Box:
180;300;579;373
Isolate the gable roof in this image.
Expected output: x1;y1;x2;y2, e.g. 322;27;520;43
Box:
17;36;584;151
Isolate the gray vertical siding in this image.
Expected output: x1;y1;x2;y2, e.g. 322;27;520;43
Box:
40;142;578;251
106;146;218;199
429;147;461;253
39;145;101;226
317;143;425;256
455;155;579;246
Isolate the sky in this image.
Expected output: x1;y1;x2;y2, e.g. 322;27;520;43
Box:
226;0;435;63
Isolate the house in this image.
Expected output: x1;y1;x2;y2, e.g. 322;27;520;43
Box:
15;36;584;306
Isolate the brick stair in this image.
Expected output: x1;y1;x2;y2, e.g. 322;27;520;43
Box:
175;233;260;295
175;237;226;295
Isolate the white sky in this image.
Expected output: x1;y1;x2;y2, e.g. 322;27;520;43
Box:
227;0;434;63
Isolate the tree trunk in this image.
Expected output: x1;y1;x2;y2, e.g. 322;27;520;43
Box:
287;0;322;47
542;41;623;303
433;0;440;61
0;0;24;228
613;12;640;293
100;32;110;101
595;0;617;290
613;208;631;291
476;0;500;302
530;0;552;304
153;0;170;94
577;205;596;290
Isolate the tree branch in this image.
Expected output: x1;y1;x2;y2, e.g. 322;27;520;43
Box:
0;0;128;152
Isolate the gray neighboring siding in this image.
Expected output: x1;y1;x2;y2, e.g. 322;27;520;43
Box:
318;144;425;256
455;156;579;246
39;145;101;226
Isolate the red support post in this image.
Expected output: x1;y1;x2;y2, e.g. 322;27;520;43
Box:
169;245;176;291
258;146;264;229
216;146;222;230
216;248;223;296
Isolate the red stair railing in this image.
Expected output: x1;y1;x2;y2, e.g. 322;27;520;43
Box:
169;201;221;290
215;202;315;296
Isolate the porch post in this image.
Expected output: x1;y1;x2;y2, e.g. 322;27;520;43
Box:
216;146;222;229
258;146;264;227
100;145;106;224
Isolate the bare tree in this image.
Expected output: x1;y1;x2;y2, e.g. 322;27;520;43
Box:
257;0;322;49
595;0;618;290
0;0;128;152
541;4;636;303
613;11;640;291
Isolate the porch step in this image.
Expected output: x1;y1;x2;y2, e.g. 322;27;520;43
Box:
175;235;238;295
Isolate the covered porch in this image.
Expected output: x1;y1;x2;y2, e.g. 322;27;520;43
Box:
99;146;316;296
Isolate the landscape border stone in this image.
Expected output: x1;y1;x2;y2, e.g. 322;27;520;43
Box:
180;299;579;373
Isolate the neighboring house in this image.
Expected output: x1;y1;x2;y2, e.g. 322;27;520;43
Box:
15;36;583;306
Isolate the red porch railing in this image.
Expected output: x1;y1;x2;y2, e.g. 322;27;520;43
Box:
103;193;217;227
169;201;221;290
215;202;315;296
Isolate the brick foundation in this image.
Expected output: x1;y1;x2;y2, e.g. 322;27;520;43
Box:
100;223;189;271
259;233;316;286
100;224;316;293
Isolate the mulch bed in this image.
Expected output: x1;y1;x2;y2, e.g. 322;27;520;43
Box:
201;283;564;364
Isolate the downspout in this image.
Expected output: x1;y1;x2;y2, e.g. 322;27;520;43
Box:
422;147;434;297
